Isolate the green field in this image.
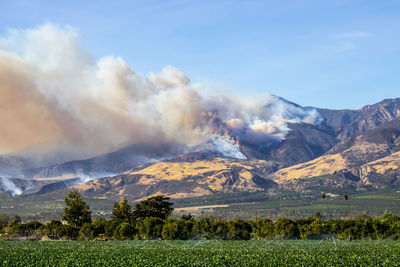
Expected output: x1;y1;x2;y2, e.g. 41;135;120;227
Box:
1;240;400;266
2;189;400;221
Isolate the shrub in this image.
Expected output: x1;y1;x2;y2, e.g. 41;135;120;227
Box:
162;219;194;240
114;222;135;240
228;219;253;240
253;219;274;239
137;217;164;239
55;224;80;239
42;220;62;236
274;218;299;239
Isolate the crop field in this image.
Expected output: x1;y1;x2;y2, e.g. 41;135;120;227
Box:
1;240;400;266
3;190;400;221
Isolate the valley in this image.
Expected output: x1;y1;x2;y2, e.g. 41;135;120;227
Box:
1;97;400;220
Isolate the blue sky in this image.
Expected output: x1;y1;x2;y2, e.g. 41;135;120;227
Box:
0;0;399;109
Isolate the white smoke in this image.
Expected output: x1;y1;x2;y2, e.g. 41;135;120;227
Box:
0;24;322;162
0;177;22;196
211;136;246;159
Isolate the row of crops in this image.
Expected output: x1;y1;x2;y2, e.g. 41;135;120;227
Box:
1;240;400;266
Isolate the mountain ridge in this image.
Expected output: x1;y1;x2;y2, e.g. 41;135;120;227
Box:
2;97;400;199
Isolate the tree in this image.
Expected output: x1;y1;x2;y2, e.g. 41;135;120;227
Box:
344;193;351;219
161;219;194;240
274;218;299;239
321;192;332;219
133;195;173;221
0;214;10;230
228;219;253;240
43;220;62;236
253;218;274;239
137;217;165;239
115;222;135;240
79;219;107;240
62;191;92;227
112;197;134;223
56;224;80;239
8;215;21;227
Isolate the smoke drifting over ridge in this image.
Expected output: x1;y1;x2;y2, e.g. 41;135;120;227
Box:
0;24;322;163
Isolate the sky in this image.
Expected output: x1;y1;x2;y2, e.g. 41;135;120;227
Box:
0;0;399;109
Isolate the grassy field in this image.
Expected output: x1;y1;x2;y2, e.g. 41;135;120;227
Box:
1;240;400;266
1;189;400;221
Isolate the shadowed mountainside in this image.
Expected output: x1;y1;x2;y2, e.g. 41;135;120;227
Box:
2;98;400;199
273;117;400;189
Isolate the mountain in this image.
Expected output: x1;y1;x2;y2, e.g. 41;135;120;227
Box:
28;142;183;180
0;155;36;177
316;98;400;139
3;97;400;199
242;122;337;165
272;117;400;189
0;143;183;196
239;98;400;166
66;158;280;201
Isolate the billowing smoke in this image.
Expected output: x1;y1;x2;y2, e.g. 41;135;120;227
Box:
211;136;246;159
0;177;22;196
0;24;322;164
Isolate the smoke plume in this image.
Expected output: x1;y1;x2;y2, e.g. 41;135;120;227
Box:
0;177;22;196
0;24;322;164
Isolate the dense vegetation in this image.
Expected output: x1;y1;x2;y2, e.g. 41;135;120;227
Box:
1;191;400;241
1;240;400;266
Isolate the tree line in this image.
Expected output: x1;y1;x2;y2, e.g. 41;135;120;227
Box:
1;191;400;240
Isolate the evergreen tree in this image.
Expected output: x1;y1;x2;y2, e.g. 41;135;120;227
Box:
112;197;133;223
62;191;92;227
133;195;173;221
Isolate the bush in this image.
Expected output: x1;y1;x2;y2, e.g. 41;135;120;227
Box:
0;214;9;230
211;219;230;240
55;224;80;239
193;217;213;239
253;219;274;239
8;216;21;227
104;219;120;238
274;218;299;239
162;219;194;240
9;221;42;236
137;217;164;239
42;220;62;236
80;219;107;240
114;222;135;240
228;219;252;240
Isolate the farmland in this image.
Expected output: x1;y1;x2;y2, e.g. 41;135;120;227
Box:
1;240;400;266
2;189;400;222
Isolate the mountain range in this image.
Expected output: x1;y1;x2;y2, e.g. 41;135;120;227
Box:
1;97;400;202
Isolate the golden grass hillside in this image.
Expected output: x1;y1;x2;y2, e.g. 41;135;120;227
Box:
272;154;351;182
130;158;269;191
73;158;278;199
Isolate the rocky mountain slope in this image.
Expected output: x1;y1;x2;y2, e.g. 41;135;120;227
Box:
273;118;400;188
2;97;400;199
317;98;400;139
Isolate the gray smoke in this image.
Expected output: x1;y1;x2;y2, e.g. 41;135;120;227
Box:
0;177;22;196
0;24;322;164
